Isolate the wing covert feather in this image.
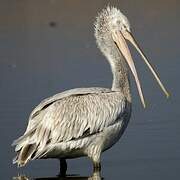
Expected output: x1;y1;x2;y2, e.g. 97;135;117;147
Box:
30;87;111;119
13;88;126;153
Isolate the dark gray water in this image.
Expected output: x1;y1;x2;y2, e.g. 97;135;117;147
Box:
0;0;180;179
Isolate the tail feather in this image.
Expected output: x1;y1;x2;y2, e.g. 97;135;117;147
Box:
12;127;36;147
15;143;37;167
15;141;26;152
13;154;18;164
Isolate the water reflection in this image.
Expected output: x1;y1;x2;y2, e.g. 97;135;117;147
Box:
13;170;102;180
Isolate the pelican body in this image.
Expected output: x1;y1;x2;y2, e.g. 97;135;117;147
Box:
12;6;168;174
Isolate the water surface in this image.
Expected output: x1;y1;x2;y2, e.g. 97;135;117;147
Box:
0;0;180;179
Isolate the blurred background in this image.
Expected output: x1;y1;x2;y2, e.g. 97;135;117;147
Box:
0;0;180;179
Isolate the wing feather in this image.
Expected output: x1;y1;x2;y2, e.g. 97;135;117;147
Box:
13;88;126;162
30;87;111;119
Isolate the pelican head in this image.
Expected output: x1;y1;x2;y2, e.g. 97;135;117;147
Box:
95;6;169;107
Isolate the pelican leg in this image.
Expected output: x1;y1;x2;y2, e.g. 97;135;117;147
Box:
88;148;102;172
93;161;101;172
58;158;67;177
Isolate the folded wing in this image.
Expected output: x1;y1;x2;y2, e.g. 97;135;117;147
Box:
12;87;126;166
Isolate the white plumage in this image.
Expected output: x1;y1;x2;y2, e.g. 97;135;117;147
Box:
13;88;129;164
12;6;168;175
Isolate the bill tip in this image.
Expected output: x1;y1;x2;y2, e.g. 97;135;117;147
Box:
166;92;170;98
142;102;146;108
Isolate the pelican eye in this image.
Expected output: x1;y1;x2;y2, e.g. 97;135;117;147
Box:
123;24;127;29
